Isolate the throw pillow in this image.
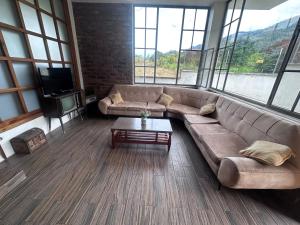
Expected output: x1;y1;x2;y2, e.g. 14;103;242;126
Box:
157;93;174;106
239;140;295;166
199;103;216;116
110;92;124;105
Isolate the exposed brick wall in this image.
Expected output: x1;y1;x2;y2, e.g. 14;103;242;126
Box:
73;3;133;98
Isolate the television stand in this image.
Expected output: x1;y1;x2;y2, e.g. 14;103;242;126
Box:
41;90;83;134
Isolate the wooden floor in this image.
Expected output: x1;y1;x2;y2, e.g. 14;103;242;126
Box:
0;118;299;225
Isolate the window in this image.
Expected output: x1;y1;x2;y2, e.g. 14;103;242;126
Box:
0;0;76;131
134;6;209;85
211;0;300;118
198;48;214;87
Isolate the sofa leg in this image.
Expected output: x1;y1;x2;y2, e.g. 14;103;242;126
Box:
217;182;222;191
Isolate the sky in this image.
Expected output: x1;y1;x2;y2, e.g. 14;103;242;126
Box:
135;0;300;53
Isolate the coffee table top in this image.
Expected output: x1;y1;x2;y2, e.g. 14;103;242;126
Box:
111;117;173;133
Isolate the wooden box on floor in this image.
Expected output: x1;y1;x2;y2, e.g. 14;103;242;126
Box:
10;128;47;154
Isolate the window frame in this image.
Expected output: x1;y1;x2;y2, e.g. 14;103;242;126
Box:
0;0;79;132
133;4;210;86
210;0;300;119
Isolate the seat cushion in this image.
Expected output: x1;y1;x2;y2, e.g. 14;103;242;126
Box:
191;124;229;136
184;114;219;125
109;101;147;111
167;103;199;115
147;102;166;112
201;133;248;165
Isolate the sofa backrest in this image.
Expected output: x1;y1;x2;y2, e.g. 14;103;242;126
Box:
111;84;163;102
215;96;300;168
163;86;219;109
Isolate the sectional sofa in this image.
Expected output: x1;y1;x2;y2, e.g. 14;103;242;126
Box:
99;84;300;189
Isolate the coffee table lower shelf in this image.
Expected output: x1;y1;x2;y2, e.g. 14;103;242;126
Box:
111;130;172;151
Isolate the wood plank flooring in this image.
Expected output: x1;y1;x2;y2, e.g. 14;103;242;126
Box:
0;118;299;225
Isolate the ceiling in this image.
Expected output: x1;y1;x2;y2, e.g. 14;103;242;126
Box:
72;0;288;9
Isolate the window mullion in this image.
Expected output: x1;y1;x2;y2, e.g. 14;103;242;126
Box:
153;7;159;84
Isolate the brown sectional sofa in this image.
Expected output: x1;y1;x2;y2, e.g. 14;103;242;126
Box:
99;84;300;189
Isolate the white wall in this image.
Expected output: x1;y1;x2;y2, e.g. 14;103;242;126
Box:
0;115;73;163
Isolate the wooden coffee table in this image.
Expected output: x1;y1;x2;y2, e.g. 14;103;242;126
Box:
111;117;173;151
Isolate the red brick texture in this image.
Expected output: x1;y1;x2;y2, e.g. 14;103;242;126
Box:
73;3;133;98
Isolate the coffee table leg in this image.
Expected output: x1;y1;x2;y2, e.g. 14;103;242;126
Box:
168;133;172;152
111;129;115;148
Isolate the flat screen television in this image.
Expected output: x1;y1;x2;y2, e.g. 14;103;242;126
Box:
38;68;74;95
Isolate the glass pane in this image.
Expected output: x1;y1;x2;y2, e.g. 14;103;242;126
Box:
41;13;57;39
0;62;14;88
0;93;23;121
145;50;155;66
178;51;200;85
135;67;144;83
156;8;183;83
182;31;193;50
273;72;300;110
62;43;71;61
195;9;208;30
184;9;196;30
225;72;276;103
215;49;224;69
52;63;63;68
145;67;154;83
205;49;214;69
211;71;220;88
146;8;157;28
232;0;243;20
135;7;145;28
192;31;204;50
217;71;226;90
53;0;65;20
47;40;61;61
23;89;41;111
58;21;68;41
221;47;233;70
220;25;229;48
2;30;28;58
295;100;300;113
28;35;48;59
135;29;145;48
19;2;41;34
201;69;210;87
0;0;20;27
38;0;52;13
13;62;35;86
287;34;300;70
35;62;49;74
146;29;156;49
135;49;144;66
227;20;239;45
225;0;235;25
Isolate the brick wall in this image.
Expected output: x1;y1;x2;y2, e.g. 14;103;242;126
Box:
73;3;133;98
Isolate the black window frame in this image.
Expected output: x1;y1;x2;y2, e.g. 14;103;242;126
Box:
133;4;210;87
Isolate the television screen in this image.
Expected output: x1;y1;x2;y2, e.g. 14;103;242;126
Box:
39;68;74;95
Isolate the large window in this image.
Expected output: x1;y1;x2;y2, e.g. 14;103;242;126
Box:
0;0;76;131
211;0;300;118
134;6;209;85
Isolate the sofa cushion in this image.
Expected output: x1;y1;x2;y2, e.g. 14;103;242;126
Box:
167;103;199;115
147;102;166;112
199;103;216;116
184;114;219;125
239;140;295;166
191;124;229;136
157;93;174;106
111;84;163;102
200;133;248;165
109;101;147;111
110;92;124;104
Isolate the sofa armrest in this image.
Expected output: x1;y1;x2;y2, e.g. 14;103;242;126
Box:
98;97;112;114
218;157;300;189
